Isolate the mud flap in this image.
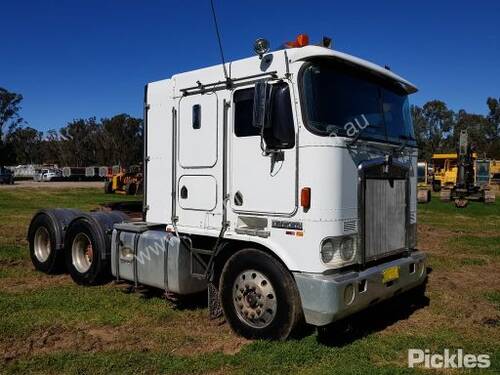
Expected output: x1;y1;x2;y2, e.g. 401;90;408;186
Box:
208;282;224;320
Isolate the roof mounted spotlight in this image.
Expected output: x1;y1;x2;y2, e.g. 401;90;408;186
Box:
253;38;270;59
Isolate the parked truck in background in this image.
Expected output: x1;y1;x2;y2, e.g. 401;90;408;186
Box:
0;167;14;184
27;35;426;340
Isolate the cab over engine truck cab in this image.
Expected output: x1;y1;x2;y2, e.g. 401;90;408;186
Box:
28;35;426;340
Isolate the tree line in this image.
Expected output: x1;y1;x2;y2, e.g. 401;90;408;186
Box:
0;87;143;167
411;98;500;160
1;87;499;166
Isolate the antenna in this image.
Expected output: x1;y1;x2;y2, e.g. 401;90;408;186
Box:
209;0;230;84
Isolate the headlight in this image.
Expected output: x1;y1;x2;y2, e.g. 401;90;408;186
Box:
321;240;335;263
320;235;358;267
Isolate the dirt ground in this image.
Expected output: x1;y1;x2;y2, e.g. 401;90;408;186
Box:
0;180;103;189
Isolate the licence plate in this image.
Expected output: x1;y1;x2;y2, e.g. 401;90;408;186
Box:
382;266;400;283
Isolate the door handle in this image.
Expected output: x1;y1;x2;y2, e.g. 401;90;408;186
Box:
234;191;243;206
180;186;188;199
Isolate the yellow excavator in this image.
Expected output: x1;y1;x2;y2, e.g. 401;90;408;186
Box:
439;130;495;207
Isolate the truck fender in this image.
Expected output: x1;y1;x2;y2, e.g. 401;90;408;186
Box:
28;208;83;252
65;211;129;261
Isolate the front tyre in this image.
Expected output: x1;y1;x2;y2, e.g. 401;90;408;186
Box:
220;248;303;340
65;219;110;286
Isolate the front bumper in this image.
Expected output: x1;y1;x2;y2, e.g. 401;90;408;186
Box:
293;251;426;326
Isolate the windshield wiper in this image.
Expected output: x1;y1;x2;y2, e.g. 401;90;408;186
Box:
310;121;340;137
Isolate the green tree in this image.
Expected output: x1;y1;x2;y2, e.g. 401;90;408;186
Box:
411;100;454;160
0;88;24;165
486;97;500;158
59;118;100;166
0;87;23;139
6;126;43;164
100;114;143;167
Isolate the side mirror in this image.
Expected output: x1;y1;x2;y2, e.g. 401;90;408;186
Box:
252;80;270;130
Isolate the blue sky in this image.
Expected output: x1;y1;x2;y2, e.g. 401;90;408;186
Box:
2;0;499;133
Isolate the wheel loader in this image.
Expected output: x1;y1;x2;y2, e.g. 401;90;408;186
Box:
104;165;143;195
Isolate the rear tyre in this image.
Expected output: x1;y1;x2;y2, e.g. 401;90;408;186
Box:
28;214;64;274
220;248;303;340
65;219;110;286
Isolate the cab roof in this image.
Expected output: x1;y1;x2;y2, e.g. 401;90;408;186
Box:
286;45;418;94
164;45;417;96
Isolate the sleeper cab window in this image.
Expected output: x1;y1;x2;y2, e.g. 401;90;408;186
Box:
192;104;201;129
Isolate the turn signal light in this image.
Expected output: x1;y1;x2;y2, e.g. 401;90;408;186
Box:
301;187;311;210
284;34;310;48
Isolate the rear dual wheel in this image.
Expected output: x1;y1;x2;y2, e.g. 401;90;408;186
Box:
65;219;110;285
220;249;303;340
28;215;64;274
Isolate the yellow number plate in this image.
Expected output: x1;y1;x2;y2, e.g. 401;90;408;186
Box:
382;266;400;283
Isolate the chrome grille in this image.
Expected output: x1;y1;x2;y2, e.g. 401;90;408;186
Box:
364;179;406;260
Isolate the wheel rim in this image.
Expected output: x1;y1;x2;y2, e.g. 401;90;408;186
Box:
233;269;277;329
72;233;93;273
34;226;51;262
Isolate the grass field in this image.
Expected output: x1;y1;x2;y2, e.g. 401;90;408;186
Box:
0;188;499;374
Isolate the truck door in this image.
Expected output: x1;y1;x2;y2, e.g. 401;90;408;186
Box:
176;92;222;229
230;81;297;215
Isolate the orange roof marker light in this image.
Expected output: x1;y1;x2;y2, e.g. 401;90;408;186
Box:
284;34;310;48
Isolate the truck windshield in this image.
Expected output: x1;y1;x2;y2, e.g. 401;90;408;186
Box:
301;60;416;145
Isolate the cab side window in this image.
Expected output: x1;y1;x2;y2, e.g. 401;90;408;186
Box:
234;88;259;137
233;82;295;149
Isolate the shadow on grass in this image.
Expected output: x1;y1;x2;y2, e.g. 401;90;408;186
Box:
316;279;430;347
118;283;208;309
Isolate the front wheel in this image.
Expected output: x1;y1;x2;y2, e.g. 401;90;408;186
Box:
220;248;303;340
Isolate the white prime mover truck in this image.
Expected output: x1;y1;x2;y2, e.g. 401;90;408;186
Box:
28;35;426;340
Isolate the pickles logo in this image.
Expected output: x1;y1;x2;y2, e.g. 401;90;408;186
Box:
408;349;490;369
